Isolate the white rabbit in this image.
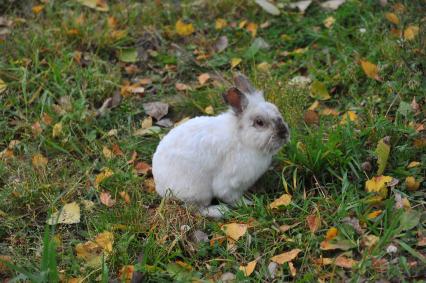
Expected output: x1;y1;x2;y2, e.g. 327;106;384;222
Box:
152;74;290;218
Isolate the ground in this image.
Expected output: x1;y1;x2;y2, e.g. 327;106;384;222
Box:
0;0;425;282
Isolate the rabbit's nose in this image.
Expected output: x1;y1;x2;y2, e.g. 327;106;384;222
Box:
277;121;290;139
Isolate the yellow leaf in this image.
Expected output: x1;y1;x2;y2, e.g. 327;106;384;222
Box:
310;81;331;100
404;25;419;40
204;105;214;115
321;108;339;116
325;227;338;240
75;231;113;268
239;259;257;276
385;12;400;25
76;0;109;12
175;19;195;36
314;256;358;269
269;194;292;209
198;73;210;85
215;18;227;30
32;153;48;168
141;116;153;129
52;122;63;138
323;16;335;28
367;210;382;219
176;260;192;271
231;57;242;68
119;191;131;204
407;161;420;168
308;100;320;111
100;191;116;207
47;202;81;225
246;22;258;37
95;168;114;189
340;111;358;124
221;223;248;241
288;262;297;277
32;5;44;14
257;62;271;72
360;60;380;80
67;278;84;283
0;78;7;94
306;214;321;233
361;234;379;248
102;146;113;159
405;176;420;191
94;231;114;253
239;20;247;29
320;240;354;251
271;249;301;264
365;176;393;193
119;265;134;283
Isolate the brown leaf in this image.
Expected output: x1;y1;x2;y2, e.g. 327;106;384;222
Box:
96;91;122;117
32;5;44;14
42;113;53;125
306;214;321;233
112;144;124;156
143;102;169;121
269;194;292;209
385;12;400;24
221;223;248;241
100;191;116;207
288;261;297;277
134;162;152;175
198;73;210;85
127;151;137;164
239;259;257;276
32;153;48;168
102;146;113;159
342;217;364;235
304;110;319;125
271;249;301;264
314;256;358;269
31;121;43;136
119;265;134;283
279;222;300;233
0;255;12;273
404;25;419;40
143;178;156;193
175;82;191;91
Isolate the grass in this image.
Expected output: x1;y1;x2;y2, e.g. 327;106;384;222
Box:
0;0;425;282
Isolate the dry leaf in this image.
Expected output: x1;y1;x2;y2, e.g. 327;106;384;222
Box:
271;249;301;264
404;25;419;40
175;19;195;36
52;122;63;138
304;110;319;125
111;144;124;156
288;0;312;13
239;259;257;276
360;60;380;80
215;18;227;30
320;0;346;10
365;175;392;193
308;100;319;111
175;82;191;91
246;22;258;37
255;0;280;15
326;227;338;240
102;146;113;159
269;194;292;209
321;108;339;116
279;222;300;233
32;153;48;168
314;256;358;269
143;178;156;193
134;162;152;175
76;231;113;267
76;0;109;12
0;78;7;94
340;111;358;124
204;105;214;115
100;191;116;207
47;202;81;225
143;102;169;121
32;5;44;14
31;121;43;136
288;262;297;277
119;191;131;204
141;116;153;129
385;12;400;25
407;161;420;168
231;58;242;68
221;223;248;241
95;168;114;189
320;239;354;251
306;214;321;233
257;62;271;72
127;151;137;164
323;16;335;28
119;265;134;283
342;217;364;235
367;210;382;219
96;91;122;117
405;176;420;191
214;36;228;53
361;234;379;249
198;73;210;85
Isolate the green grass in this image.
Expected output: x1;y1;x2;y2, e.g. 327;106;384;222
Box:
0;0;425;282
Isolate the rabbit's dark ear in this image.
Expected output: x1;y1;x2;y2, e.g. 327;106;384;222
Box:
223;87;248;114
233;73;256;94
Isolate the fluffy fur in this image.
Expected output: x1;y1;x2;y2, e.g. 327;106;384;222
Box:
152;74;289;218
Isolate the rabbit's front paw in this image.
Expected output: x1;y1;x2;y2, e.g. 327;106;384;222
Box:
199;205;230;219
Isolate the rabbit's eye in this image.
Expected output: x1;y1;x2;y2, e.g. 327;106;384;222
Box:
254;118;265;127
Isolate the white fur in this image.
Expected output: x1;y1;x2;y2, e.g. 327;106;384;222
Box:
152;76;288;218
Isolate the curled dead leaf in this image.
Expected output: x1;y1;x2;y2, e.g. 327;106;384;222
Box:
100;191;116;207
271;249;301;264
239;259;257;276
221;223;248;241
32;153;48;168
306;214;321;233
269;194;292;209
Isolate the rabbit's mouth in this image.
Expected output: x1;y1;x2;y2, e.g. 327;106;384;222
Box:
265;132;290;154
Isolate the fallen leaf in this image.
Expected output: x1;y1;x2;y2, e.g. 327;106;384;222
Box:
417;236;426;247
198;73;210;85
326;227;338;240
96;91;122;117
156;118;173;128
76;231;113;267
239;259;257;276
271;249;301;264
141;116;153;129
100;191;116;207
320;108;339;116
320;0;346;10
304;110;319;125
340;111;358;124
367;210;382;219
407;161;420;168
255;0;280;15
214;36;228;53
375;137;390;175
175;83;191;91
31;121;43;136
320;239;355;251
246;22;258;37
360;60;380;81
76;0;109;12
310;81;331;100
365;176;392;195
0;78;7;93
134;161;152;175
174;117;190;127
52;122;63;138
404;25;419;40
133;126;161;136
32;153;48;168
288;0;312;13
175;19;195;36
143;178;156;193
399;209;420;231
323;16;335;28
143;102;169;121
32;5;44;14
102;146;113;159
269;194;292;209
230;57;242;68
314;256;358;269
306;214;321;233
119;265;134;283
342;217;364;235
257;62;271;72
308;100;319;111
361;234;379;249
95;168;114;189
215;18;227;30
385;12;400;25
47;202;81;225
204;105;214;115
288;262;297;277
221;223;248;241
127;151;137;164
279;222;300;233
393;3;406;12
405;176;420;191
118;48;138;63
119;191;131;204
111;144;124;156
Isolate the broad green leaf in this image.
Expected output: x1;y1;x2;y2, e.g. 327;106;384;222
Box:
399;209;420;231
397;101;411;117
118;48;138;63
375;138;390;175
310;81;331;100
255;0;280;15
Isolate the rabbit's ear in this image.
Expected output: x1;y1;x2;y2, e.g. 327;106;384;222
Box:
234;73;256;94
223;87;248;114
